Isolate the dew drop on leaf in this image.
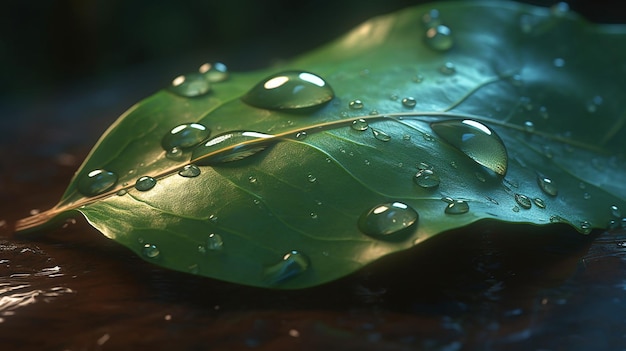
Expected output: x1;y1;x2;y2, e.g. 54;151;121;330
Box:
349;99;364;109
357;202;419;240
431;119;508;176
178;164;201;178
413;169;440;189
425;25;453;51
191;131;276;165
351;118;369;131
514;193;532;209
611;205;622;218
372;128;391;142
169;73;211;97
295;131;308;140
580;221;592;234
523;121;535;133
263;250;310;284
135;176;157;191
401;97;417;108
422;9;441;29
551;2;570;17
442;197;470;214
439;62;456;75
307;174;317;183
533;198;546;209
537;176;558;196
77;169;118;196
142;244;160;259
198;62;229;82
162;123;210;151
241;71;334;111
207;233;224;251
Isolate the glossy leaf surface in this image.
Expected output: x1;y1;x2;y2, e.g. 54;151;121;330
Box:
16;1;626;288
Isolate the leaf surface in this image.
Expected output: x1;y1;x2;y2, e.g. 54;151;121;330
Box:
16;1;626;288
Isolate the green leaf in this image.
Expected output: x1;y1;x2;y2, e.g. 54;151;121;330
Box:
16;1;626;288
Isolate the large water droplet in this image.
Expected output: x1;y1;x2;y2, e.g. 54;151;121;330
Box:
162;123;210;151
425;25;453;51
537;176;558;196
431;119;508;176
514;193;532;209
169;73;211;97
372;128;391;142
413;169;440;189
178;164;201;178
358;202;418;240
401;97;417;108
207;233;224;251
78;169;118;196
135;176;157;191
199;62;229;82
351;118;369;131
191;131;276;165
442;197;469;214
143;243;160;258
263;250;310;284
242;71;333;111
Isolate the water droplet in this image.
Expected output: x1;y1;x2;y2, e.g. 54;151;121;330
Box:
358;202;419;240
425;25;453;51
551;2;570;17
310;212;318;219
412;74;424;83
162;123;210;151
242;71;333;111
422;9;441;29
413;169;440;189
439;62;456;75
248;176;258;185
401;97;417;108
143;244;160;258
524;121;535;133
78;169;118;196
350;118;369;131
537;176;558;196
512;206;520;213
135;176;157;191
178;164;201;178
533;198;546;209
198;62;229;82
583;192;591;200
207;233;224;251
295;131;308;140
610;205;622;218
550;215;565;223
580;221;592;234
191;131;276;165
307;174;317;183
442;198;469;214
169;73;211;97
553;58;565;68
431;119;508;176
372;128;391;142
390;94;399;101
539;106;549;119
514;193;532;209
116;189;127;196
349;99;364;109
263;250;310;284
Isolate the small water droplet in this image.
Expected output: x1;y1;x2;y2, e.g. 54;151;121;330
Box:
143;244;160;258
116;189;127;196
413;169;440;189
198;62;229;82
422;133;435;141
295;131;307;140
162;123;210;151
207;233;224;251
178;164;201;178
412;74;424;83
443;198;469;214
248;176;258;185
553;58;565;68
369;110;379;116
401;97;417;108
422;9;441;29
431;119;508;176
372;128;391;142
169;73;211;97
390;94;399;101
610;205;622;218
242;71;333;110
583;192;591;200
358;202;419;240
402;134;411;141
307;174;317;183
539;106;549;119
439;62;456;75
524;121;535;133
580;220;592;234
550;215;565;223
533;198;546;209
425;25;453;51
263;250;310;284
78;169;118;196
310;212;318;219
537;176;558;196
135;176;157;191
512;206;520;213
191;131;276;165
364;159;371;166
551;2;570;17
349;99;364;109
351;118;369;131
514;193;532;209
